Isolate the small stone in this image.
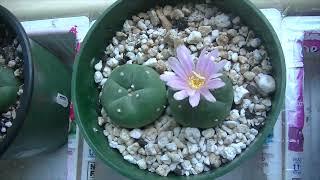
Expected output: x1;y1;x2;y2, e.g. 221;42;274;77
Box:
250;128;259;136
262;98;272;107
187;143;199;154
243;71;256;81
254;104;266;112
230;109;240;121
203;36;212;46
221;146;237;161
160;154;171;164
143;58;157;67
94;61;103;71
137;20;147;30
94;71;103;83
209;154;221;168
206;139;217;153
198;26;212;36
235;124;250;133
156;165;170;176
214;14;231;28
127;142;140;154
166;142;177;151
202;128;215;139
255;73;276;94
194;163;204;174
106;57;119;68
171;9;184;20
223;60;232;71
234;86;249;104
231;53;238;62
187;31;202;44
238;56;248;64
145;144;158;155
124;155;136;164
249;38;261;48
120;129;130;142
216;34;229;46
185;128;201;143
163;5;173;16
4;121;12;128
137;159;147;169
181;160;192;171
103;66;112;77
130;129;143;139
224;121;239;129
148;10;160;26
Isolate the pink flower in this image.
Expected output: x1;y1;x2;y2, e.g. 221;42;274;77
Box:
160;45;227;108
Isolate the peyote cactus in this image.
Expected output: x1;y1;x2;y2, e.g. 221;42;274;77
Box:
168;75;233;128
0;66;19;112
101;64;167;128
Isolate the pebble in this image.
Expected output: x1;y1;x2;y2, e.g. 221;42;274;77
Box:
202;128;215;139
198;26;212;36
254;73;276;94
137;159;147;169
130;129;143;139
214;14;231;28
106;57;119;68
243;71;256;81
103;66;112;77
148;10;160;26
143;58;157;67
185;128;201;143
234;86;249;104
181;160;192;170
249;38;261;48
94;71;103;83
221;146;237;161
156;165;171;176
187;31;202;44
124;155;136;164
187;143;199;154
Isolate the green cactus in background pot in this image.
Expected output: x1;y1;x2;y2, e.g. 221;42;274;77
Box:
0;66;19;112
101;64;167;128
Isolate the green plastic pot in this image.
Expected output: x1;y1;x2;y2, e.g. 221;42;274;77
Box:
0;5;71;159
72;0;285;179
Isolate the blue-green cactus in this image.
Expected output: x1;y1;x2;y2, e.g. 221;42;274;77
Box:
101;64;167;128
0;66;19;112
168;75;234;128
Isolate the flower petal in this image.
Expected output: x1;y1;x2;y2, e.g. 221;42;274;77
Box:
173;90;189;100
186;89;196;96
209;73;223;79
206;78;225;90
196;48;209;73
177;45;194;74
168;57;188;80
212;60;227;74
160;71;177;82
189;92;200;107
167;79;188;90
200;89;216;102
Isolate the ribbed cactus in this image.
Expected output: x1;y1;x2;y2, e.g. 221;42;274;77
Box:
101;64;167;128
0;66;19;112
168;75;233;128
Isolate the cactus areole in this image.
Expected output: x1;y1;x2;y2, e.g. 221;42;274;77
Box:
0;66;19;112
101;64;167;128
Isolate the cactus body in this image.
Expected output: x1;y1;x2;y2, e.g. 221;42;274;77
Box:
101;64;167;128
0;66;19;112
168;75;233;128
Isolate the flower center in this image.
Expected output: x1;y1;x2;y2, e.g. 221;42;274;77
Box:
188;71;206;90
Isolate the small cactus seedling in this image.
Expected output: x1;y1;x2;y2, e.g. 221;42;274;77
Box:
101;64;167;128
168;75;233;128
0;66;19;112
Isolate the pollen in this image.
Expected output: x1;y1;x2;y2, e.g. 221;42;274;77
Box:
188;71;205;90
